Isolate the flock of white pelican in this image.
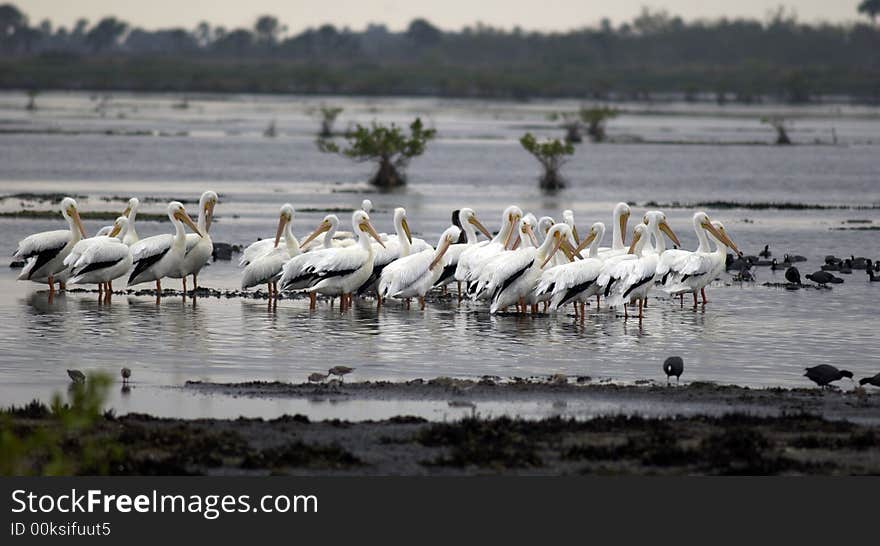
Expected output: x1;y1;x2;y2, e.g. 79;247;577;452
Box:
14;194;743;319
14;192;217;300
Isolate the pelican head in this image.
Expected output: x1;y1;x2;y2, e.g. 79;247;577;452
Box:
301;214;339;247
540;223;573;268
708;220;743;257
574;221;606;257
521;213;539;248
168;201;202;236
538;216;555;238
614;202;631;245
627;223;650;255
122;197;139;218
361;199;373;214
459;208;492;238
562;209;579;244
393;207;413;244
61;197;87;238
108;216;129;239
501;205;523;249
353;210;385;248
199;191;219;233
430;226;462;269
643;210;681;247
275;203;295;247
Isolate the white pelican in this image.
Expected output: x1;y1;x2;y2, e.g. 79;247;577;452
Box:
642;211;680;256
358;207;431;297
378;226;461;309
455;205;522;289
64;215;128;273
660;215;742;306
65;217;133;297
656;211;713;294
562;209;580;245
127;202;202;297
241;204;300;297
472;214;539;299
485;223;572;314
176;190;217;292
279;210;384;310
599;223;657;319
298;214;357;252
240;203;300;267
94;197;139;245
598;202;631;257
121;197;140;246
433;208;492;296
14;197;87;295
535;222;606;313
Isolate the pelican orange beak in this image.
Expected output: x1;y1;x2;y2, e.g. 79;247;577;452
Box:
469;216;492;238
273;214;289;248
430;237;453;270
573;229;598;258
525;224;539;247
503;214;521;249
121;204;132;217
627;229;642;255
401;217;413;244
560;240;577;262
620;211;630;245
571;224;580;245
204;200;216;233
175;209;202;237
301;220;331;248
69;207;87;238
704;222;742;257
361;220;385;248
659;220;681;247
108;222;123;238
541;233;566;268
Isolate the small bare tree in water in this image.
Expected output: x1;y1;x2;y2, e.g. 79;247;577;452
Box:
520;133;575;191
549;112;584;143
318;118;436;188
316;106;343;137
761;116;792;145
580;106;618;142
551;106;618;143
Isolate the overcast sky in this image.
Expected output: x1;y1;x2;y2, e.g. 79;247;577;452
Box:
17;1;866;32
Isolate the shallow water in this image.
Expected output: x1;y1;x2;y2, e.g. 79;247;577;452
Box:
1;92;879;420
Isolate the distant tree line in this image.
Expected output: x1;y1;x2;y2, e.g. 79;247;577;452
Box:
1;4;879;102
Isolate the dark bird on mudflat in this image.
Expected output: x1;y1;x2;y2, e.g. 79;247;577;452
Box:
758;245;771;258
785;254;806;263
771;258;785;271
120;367;131;383
67;369;85;384
868;268;880;282
806;271;841;286
859;373;880;388
785;266;801;285
804;365;853;388
663;356;684;385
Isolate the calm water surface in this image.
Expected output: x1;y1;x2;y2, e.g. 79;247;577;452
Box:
0;92;878;420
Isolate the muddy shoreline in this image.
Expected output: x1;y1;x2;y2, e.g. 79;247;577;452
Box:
185;378;880;424
4;381;880;475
